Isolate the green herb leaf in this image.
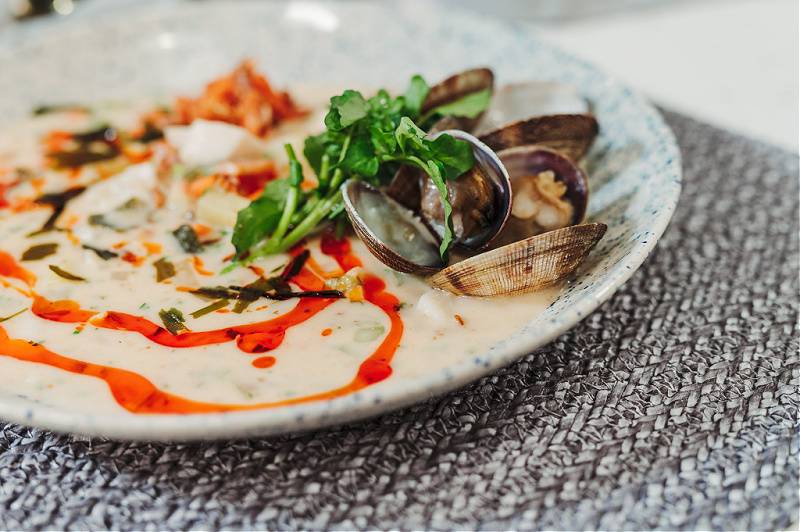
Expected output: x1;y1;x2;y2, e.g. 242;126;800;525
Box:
395;116;426;153
429;88;492;119
231;178;290;259
404;75;430;117
325;90;370;131
426;133;476;180
340;139;380;177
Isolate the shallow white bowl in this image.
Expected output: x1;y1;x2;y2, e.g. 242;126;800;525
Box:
0;0;680;440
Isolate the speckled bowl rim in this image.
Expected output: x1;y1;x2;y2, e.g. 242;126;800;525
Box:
0;0;681;441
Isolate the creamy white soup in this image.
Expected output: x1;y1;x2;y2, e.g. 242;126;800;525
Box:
0;74;556;416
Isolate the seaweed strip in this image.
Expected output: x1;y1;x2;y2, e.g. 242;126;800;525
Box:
48;265;86;281
29;186;86;236
158;308;187;335
82;245;118;260
21;243;58;261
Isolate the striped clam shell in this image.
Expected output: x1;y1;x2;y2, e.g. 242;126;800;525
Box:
427;222;607;297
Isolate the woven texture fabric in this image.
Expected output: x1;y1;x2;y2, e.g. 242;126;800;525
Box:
0;111;797;531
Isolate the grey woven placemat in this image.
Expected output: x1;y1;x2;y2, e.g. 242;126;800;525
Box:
0;110;797;531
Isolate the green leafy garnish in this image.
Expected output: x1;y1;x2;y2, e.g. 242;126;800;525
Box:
227;74;491;269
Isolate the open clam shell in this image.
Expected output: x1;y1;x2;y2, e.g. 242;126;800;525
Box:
420;67;494;114
428;222;607;297
343;130;513;274
473;81;590;135
343;180;444;275
478;113;599;162
419;129;513;250
500;145;588;226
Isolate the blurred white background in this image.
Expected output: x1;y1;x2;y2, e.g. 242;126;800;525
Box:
455;0;799;153
2;0;798;153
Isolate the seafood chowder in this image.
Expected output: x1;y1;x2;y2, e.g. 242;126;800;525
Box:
0;63;603;416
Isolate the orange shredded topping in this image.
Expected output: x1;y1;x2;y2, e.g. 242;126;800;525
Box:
189;256;214;276
142;242;162;255
168;60;308;138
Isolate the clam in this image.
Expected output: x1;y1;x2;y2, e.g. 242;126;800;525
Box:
428;223;607;297
343;130;513;275
478;113;599;163
342;69;607;297
420;67;494;133
472;80;590;135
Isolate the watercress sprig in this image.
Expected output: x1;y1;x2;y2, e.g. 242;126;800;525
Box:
226;75;489;270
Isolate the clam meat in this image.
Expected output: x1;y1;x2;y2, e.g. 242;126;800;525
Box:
342;68;607;297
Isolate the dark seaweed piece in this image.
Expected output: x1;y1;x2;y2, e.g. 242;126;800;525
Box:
29;186;86;236
270;289;344;301
133;121;164;143
0;308;26;323
71;125;117;143
47;125;120;169
190;299;230;319
82;245;118;260
158;308;187;335
153;257;176;282
48;265;86;281
188;286;238;300
232;277;275;314
21;243;58;261
172;225;204;254
33;104;91;116
280;250;310;281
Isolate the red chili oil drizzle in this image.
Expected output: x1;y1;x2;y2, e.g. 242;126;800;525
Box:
0;236;404;414
0;249;37;288
252;355;276;369
320;226;363;271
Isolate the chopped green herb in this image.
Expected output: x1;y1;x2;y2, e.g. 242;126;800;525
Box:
153;257;176;282
82;244;118;260
48;265;86;282
139;303;150;310
33;104;91;115
227;74;489;269
158;307;187;335
21;243;58;261
172;224;204;254
190;299;230;319
232;277;275;314
0;308;26;323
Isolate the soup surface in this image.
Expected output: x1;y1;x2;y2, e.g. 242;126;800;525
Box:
0;87;555;417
